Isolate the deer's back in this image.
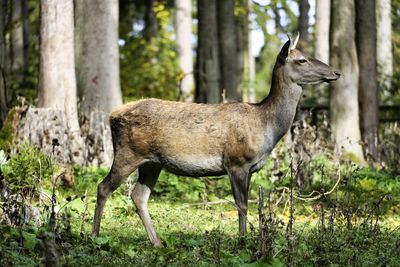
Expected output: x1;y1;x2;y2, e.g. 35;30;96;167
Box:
110;99;270;176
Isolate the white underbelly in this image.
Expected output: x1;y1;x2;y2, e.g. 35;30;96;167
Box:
161;155;225;177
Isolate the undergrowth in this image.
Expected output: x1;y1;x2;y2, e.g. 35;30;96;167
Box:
0;140;399;266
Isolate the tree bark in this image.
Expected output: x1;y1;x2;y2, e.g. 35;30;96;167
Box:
329;0;365;162
0;70;6;124
22;0;29;75
315;0;330;64
298;0;310;51
218;0;241;102
241;0;255;103
356;0;378;159
11;0;24;82
376;0;392;91
15;108;86;164
195;0;220;103
81;111;113;167
175;0;194;102
314;0;331;104
143;0;159;41
75;0;122;121
11;106;112;167
0;1;8;123
235;6;244;101
38;0;80;133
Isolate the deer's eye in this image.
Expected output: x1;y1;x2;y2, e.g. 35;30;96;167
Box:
297;59;308;64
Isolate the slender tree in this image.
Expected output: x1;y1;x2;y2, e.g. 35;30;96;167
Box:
314;0;331;103
143;0;158;41
10;0;24;82
38;0;80;132
22;0;28;74
315;0;330;64
241;0;256;103
298;0;310;50
376;0;392;91
329;0;365;162
218;0;241;101
75;0;122;120
0;1;7;123
195;0;220;103
356;0;378;159
175;0;194;102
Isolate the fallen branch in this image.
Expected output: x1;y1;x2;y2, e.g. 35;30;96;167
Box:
279;162;342;201
180;199;258;209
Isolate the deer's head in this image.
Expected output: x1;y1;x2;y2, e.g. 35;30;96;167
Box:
277;33;340;86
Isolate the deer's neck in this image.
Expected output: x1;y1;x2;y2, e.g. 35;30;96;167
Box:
259;67;303;141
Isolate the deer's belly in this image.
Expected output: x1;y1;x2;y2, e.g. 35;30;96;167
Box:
159;155;226;177
249;153;268;173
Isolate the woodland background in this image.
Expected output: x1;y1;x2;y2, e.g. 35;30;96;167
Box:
0;0;399;266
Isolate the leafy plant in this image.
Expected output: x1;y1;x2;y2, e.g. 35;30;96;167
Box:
2;143;57;196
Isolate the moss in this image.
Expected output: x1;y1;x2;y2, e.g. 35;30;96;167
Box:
340;152;366;166
0;107;18;152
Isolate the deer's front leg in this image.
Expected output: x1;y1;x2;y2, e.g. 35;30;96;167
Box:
227;167;251;235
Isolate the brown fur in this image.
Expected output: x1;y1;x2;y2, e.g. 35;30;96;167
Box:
110;99;268;175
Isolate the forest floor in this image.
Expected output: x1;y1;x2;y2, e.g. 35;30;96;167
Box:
1;163;400;266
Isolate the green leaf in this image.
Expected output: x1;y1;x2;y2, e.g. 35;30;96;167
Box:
358;178;377;191
94;236;111;246
22;232;40;250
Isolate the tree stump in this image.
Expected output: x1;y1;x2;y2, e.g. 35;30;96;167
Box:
81;111;113;168
6;107;113;168
15;108;86;165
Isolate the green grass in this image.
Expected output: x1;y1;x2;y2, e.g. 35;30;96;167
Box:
1;150;400;266
2;193;399;266
1;167;399;266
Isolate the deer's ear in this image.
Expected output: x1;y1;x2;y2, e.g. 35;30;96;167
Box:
279;39;291;59
289;32;300;50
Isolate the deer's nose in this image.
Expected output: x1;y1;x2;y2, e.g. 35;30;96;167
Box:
334;71;341;77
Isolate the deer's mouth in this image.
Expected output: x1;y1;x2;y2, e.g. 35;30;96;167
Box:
323;73;341;83
323;77;339;83
325;71;341;82
297;72;341;86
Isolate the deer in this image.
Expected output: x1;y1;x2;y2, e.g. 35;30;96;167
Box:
92;34;340;247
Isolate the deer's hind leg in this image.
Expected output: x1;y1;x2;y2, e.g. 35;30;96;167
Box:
131;163;162;247
92;148;144;236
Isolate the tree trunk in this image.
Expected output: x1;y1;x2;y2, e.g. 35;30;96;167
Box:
143;0;159;41
15;107;86;164
11;0;24;82
273;1;283;32
175;0;194;102
314;0;331;104
356;0;378;159
298;0;310;51
75;0;122;121
195;0;220;103
218;0;241;102
81;111;113;167
39;0;80;132
315;0;330;64
0;70;6;124
0;1;8;124
329;0;365;163
3;104;112;167
22;0;29;75
235;6;244;101
241;0;255;103
376;0;392;91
